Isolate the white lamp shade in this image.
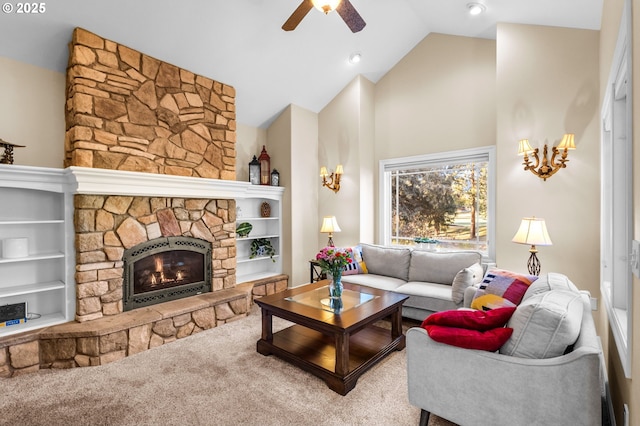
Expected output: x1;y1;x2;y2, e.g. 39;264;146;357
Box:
512;217;552;246
320;216;341;233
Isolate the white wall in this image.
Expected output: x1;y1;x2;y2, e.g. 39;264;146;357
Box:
0;56;65;168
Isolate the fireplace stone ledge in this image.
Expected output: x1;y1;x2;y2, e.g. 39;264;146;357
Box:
0;286;252;377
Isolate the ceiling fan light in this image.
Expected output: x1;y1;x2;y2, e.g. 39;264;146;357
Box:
312;0;341;14
467;3;486;16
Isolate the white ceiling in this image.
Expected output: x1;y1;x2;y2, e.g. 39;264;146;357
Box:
0;0;603;128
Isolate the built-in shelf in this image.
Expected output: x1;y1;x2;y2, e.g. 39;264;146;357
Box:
0;164;74;339
0;252;65;264
235;188;284;284
0;281;65;298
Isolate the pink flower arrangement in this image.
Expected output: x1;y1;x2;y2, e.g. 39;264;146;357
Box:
315;246;353;276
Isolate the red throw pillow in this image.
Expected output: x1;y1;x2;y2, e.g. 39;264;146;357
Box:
421;307;516;331
423;325;513;352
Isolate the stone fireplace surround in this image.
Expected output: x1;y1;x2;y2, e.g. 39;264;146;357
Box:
0;27;289;378
0;167;288;377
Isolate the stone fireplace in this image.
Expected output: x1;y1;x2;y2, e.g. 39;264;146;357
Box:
0;27;287;378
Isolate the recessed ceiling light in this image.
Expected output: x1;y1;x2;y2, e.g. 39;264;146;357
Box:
467;3;486;16
349;53;362;64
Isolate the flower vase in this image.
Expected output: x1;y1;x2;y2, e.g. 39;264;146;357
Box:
328;269;343;299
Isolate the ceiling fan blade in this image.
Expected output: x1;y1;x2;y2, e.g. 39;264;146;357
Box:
336;0;366;33
282;0;314;31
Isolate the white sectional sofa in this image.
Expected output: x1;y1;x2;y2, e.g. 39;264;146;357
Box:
340;243;485;321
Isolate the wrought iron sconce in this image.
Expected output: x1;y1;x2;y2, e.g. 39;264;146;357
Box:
320;164;343;193
517;134;576;181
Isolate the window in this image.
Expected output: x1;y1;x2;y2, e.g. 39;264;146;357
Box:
379;147;495;261
601;0;632;379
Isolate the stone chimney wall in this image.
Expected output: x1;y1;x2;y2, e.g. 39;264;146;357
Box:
65;27;236;179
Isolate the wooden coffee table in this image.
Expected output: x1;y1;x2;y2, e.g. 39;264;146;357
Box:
255;280;408;395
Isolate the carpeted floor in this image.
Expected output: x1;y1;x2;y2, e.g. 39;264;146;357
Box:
0;306;455;426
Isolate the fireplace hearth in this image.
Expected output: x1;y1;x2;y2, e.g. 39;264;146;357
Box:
123;236;212;311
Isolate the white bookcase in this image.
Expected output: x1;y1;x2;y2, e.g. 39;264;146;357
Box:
0;165;75;338
235;185;284;284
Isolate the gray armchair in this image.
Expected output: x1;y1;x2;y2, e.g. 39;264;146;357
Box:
406;292;602;426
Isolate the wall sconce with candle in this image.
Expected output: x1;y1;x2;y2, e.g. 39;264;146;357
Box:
320;164;343;193
517;133;576;181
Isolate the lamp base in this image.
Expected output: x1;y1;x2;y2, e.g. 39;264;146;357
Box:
527;251;541;276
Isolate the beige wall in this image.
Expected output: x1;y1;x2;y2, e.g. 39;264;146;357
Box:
374;33;497;242
236;123;267;183
317;75;375;248
267;105;319;286
599;0;640;423
495;24;600;295
0;56;65;168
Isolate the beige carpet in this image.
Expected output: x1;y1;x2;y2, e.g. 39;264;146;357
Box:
0;306;454;426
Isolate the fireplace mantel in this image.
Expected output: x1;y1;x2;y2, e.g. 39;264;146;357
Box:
68;166;255;199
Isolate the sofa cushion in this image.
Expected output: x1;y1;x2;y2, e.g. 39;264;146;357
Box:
451;262;484;304
408;250;482;285
342;245;368;275
423;325;513;352
422;307;516;331
360;243;411;281
340;273;406;292
471;268;538;310
521;272;579;302
500;290;584;359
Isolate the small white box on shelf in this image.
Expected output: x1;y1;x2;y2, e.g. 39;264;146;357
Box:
2;237;29;258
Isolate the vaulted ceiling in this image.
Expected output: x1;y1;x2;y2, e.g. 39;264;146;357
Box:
0;0;603;128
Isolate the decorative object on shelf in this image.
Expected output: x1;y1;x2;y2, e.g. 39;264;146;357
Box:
315;246;353;300
258;145;271;185
236;222;253;238
2;237;28;258
511;217;553;276
414;237;439;250
320;215;341;246
271;169;280;186
0;138;25;165
320;164;343;193
250;238;276;262
260;201;271;217
517;134;576;181
249;155;260;185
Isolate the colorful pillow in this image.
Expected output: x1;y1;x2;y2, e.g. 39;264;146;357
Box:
451;262;484;304
422;307;516;331
471;268;538;311
342;245;368;275
423;325;513;352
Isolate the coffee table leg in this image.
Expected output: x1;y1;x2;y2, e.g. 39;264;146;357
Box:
335;332;350;376
257;308;274;356
391;308;405;350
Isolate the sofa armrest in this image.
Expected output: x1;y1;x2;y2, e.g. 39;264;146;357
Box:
407;325;601;426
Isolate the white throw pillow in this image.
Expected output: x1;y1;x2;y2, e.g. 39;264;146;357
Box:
500;289;584;359
451;262;484;304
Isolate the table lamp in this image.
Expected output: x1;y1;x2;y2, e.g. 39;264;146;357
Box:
320;216;341;247
512;217;552;276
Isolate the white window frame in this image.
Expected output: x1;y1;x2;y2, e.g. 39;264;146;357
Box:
378;146;496;263
600;0;633;379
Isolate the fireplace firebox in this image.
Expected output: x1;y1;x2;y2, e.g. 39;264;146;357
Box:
123;236;212;311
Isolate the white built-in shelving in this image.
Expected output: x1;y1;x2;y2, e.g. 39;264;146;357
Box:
235;185;284;284
0;165;75;338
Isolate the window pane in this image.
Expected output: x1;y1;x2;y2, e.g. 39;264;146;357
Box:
390;162;488;254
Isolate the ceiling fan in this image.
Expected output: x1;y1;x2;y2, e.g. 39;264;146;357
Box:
282;0;366;33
